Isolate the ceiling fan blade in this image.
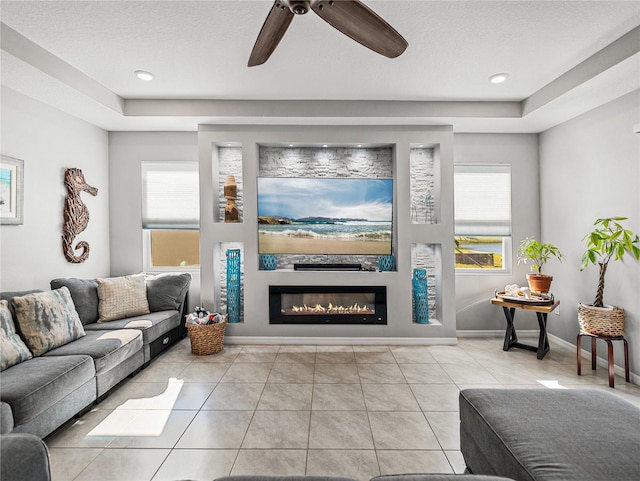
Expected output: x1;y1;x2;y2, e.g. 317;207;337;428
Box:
248;1;295;67
311;0;408;58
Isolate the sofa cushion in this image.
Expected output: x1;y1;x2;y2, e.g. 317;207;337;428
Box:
146;272;191;312
43;329;143;375
0;355;95;426
97;274;150;322
0;300;32;370
84;310;180;345
50;278;99;325
11;287;86;356
459;388;640;481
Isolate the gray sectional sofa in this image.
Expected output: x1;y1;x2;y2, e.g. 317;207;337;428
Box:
459;388;640;481
0;272;190;440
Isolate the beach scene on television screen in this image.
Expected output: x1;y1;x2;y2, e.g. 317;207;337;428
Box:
258;178;393;255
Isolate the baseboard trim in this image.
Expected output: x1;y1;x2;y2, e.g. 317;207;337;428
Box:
225;336;458;346
457;330;638;386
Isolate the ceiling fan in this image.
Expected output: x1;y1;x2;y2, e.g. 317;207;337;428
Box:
248;0;408;67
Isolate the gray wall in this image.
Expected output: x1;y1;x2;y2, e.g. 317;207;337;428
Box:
539;90;640;373
0;87;110;291
454;133;541;333
108;131;200;308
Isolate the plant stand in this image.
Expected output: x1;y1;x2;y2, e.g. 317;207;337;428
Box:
577;331;629;388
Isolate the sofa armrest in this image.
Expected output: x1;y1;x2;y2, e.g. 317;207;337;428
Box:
0;402;14;434
0;433;51;481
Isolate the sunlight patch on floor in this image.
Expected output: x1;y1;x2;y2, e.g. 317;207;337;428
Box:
537;380;567;389
87;379;184;437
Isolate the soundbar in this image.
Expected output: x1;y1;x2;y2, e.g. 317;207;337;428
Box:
294;263;362;271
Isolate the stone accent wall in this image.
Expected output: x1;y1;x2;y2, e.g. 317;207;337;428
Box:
410;148;436;224
259;147;393;178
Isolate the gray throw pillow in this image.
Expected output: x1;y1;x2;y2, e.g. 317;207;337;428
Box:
145;273;191;311
50;277;99;325
0;300;32;370
11;287;86;356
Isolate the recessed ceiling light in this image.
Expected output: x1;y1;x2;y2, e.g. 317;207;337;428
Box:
322;144;328;148
419;144;424;147
134;70;154;81
357;144;362;148
489;73;509;84
289;144;293;147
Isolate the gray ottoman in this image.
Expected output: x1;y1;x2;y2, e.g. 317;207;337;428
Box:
459;389;640;481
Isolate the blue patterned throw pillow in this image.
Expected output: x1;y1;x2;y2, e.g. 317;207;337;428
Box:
0;300;32;370
11;287;86;356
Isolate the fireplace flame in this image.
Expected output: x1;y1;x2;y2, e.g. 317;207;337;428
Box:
288;303;372;315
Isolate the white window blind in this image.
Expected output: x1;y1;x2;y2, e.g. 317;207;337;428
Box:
142;162;199;229
454;164;511;236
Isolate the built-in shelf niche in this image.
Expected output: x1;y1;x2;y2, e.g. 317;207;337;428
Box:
215;145;243;223
410;146;440;225
411;243;440;324
214;241;244;322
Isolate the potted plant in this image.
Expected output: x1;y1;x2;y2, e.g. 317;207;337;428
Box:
517;237;565;293
579;217;640;336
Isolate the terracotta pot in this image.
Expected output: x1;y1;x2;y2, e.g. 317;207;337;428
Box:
526;273;553;293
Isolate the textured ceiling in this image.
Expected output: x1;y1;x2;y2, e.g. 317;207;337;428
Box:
1;0;639;132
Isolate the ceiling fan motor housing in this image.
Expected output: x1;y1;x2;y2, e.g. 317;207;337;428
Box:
283;0;311;15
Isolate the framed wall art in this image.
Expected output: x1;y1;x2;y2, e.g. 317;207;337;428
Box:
0;156;24;225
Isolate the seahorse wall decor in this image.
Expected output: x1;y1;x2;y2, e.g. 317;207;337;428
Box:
62;168;98;263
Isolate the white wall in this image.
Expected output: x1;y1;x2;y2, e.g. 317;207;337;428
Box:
108;131;200;306
0;87;110;291
454;133;541;332
540;90;640;374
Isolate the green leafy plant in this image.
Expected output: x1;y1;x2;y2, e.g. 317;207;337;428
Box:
581;217;640;307
517;237;565;274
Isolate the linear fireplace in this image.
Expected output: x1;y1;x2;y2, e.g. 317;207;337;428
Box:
269;285;387;325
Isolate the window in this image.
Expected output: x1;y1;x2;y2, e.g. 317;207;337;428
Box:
141;162;199;270
454;164;511;272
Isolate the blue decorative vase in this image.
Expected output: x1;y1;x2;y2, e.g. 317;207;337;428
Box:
412;268;429;324
378;255;394;272
260;254;277;270
226;249;241;323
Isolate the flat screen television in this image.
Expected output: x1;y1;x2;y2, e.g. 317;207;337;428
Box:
257;177;393;255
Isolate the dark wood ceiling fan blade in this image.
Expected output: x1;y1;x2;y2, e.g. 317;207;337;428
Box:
311;0;408;58
248;1;295;67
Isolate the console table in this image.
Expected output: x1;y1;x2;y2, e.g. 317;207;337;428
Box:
490;296;560;360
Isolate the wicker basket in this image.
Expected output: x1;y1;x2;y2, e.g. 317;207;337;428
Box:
578;303;624;337
187;318;227;355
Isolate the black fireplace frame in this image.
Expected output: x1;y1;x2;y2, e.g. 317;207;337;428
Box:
269;285;387;325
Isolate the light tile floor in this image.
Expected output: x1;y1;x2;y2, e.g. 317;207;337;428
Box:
45;336;640;481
